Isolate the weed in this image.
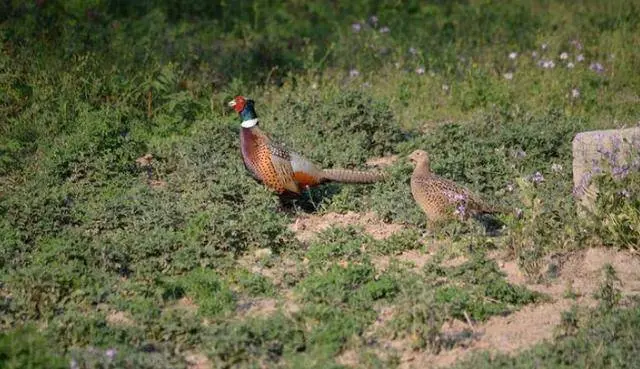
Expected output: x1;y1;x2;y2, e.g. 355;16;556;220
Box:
176;268;236;318
2;0;640;367
455;303;640;369
0;326;66;369
593;264;622;312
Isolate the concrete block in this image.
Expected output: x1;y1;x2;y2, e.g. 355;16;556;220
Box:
572;127;640;215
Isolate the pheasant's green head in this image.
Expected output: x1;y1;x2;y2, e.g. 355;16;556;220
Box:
228;96;258;126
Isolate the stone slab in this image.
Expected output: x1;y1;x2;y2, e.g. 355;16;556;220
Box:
572;127;640;215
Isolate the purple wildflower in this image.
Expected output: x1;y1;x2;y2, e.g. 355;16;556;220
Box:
592;165;603;174
105;349;117;360
515;208;524;219
453;193;467;201
541;60;555;69
415;66;425;75
368;15;379;26
612;166;630;179
572;187;581;197
576;54;585;62
571;40;583;50
590;62;605;74
351;23;362;32
379;26;390;33
573;172;593;197
454;204;467;217
349;69;359;78
530;171;545;184
612;134;622;148
444;191;466;202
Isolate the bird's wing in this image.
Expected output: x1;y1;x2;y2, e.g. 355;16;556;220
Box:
245;128;299;194
414;175;484;206
268;144;300;194
253;130;298;194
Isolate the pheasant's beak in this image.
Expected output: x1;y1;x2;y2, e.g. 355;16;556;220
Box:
228;99;237;107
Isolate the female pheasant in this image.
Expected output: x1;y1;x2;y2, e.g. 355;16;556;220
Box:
408;149;504;223
228;96;386;197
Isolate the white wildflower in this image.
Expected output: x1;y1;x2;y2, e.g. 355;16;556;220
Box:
571;88;580;98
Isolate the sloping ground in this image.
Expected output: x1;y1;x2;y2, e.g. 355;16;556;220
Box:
289;210;640;368
339;246;640;368
289;211;405;242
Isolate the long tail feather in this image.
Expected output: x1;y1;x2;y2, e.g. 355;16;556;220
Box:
321;169;386;184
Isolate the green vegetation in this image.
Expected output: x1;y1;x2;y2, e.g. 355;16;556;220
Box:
455;268;640;369
1;0;640;368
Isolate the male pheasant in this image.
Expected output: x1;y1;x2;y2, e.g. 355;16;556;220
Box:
409;149;504;223
228;96;386;198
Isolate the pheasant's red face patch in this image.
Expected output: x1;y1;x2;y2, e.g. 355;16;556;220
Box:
232;96;247;113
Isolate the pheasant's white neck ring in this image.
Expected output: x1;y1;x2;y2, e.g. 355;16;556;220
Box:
241;118;259;128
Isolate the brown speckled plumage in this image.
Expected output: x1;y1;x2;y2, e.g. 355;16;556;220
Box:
409;150;501;222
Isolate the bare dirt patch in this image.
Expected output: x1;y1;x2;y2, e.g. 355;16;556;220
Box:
441;255;469;268
184;351;212;369
236;249;303;288
372;250;433;272
282;289;301;316
336;349;361;367
149;179;167;188
174;296;199;314
346;247;640;368
290;211;404;243
370;239;463;273
106;311;135;327
236;298;278;318
391;298;577;368
498;247;640;301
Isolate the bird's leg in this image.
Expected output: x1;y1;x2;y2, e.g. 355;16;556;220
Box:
305;185;319;211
